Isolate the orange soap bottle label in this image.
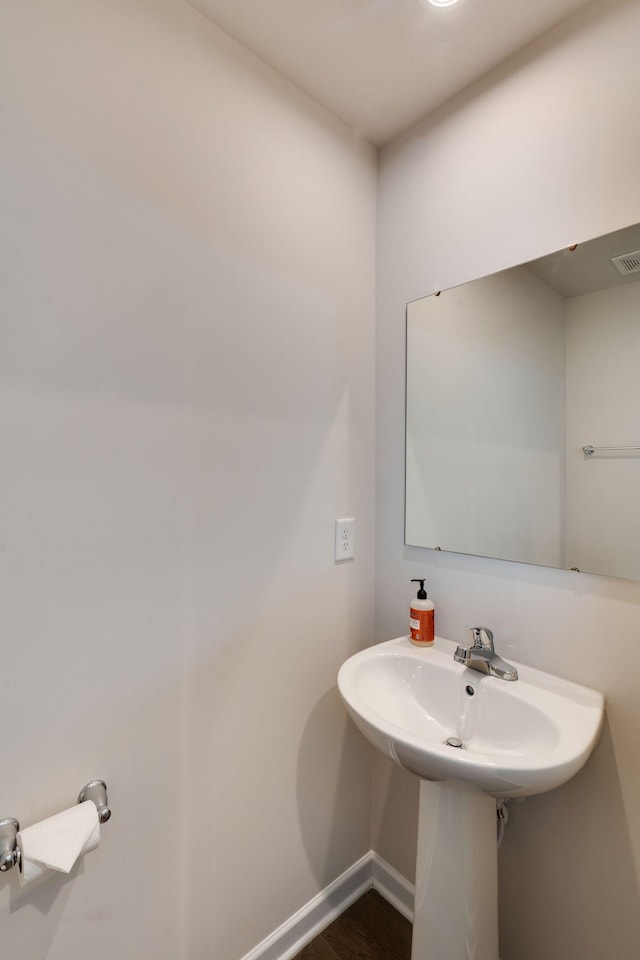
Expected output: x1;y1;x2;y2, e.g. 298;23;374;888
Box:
410;607;434;645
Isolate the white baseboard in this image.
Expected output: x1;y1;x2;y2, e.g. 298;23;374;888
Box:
238;852;414;960
371;852;415;923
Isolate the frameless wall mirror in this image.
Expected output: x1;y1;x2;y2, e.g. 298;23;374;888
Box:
406;221;640;581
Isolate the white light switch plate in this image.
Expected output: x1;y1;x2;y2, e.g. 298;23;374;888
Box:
335;518;355;562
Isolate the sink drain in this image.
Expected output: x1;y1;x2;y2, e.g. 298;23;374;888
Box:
445;736;464;749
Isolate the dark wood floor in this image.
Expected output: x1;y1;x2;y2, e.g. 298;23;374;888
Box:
293;891;412;960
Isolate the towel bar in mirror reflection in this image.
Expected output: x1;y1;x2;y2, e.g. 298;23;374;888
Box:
582;444;640;457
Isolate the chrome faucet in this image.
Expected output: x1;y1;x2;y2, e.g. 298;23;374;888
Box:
453;627;518;681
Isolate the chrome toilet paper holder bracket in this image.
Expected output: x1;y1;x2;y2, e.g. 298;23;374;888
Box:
78;780;111;825
0;818;20;872
0;780;111;873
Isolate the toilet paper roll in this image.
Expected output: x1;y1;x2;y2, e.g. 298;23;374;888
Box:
17;800;100;887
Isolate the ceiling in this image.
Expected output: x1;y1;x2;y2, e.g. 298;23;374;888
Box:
189;0;593;145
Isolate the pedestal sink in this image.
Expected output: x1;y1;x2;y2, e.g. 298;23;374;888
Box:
337;635;604;960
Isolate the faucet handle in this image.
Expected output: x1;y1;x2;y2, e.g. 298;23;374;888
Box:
466;626;494;651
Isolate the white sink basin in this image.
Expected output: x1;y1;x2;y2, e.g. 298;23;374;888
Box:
338;635;604;798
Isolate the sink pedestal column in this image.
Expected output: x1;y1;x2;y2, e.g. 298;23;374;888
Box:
412;780;499;960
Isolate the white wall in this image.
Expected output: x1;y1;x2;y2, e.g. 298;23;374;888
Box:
565;281;640;578
406;266;566;566
376;1;640;958
0;2;376;959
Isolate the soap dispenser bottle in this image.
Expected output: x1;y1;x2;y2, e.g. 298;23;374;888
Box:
409;579;435;647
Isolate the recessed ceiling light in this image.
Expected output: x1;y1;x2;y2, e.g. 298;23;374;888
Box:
428;0;460;6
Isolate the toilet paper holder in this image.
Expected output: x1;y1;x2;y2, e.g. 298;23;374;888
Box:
78;780;111;824
0;819;20;873
0;780;111;873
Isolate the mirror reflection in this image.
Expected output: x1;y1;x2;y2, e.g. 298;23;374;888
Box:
405;221;640;581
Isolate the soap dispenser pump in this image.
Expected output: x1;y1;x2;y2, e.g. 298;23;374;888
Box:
409;579;435;647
